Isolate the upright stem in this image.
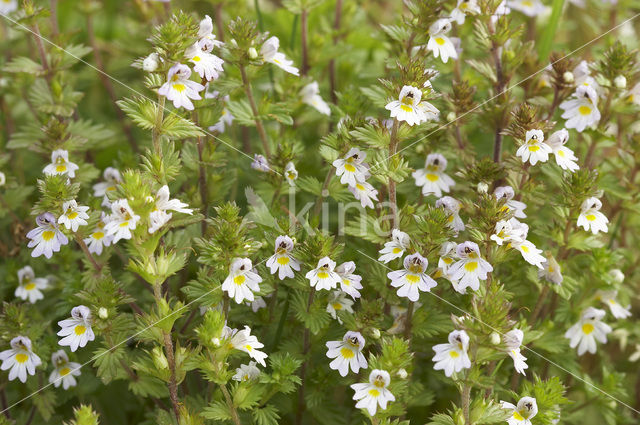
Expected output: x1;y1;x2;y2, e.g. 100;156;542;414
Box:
295;288;316;425
300;9;309;76
489;20;507;163
31;23;51;79
461;382;471;425
153;284;180;422
239;65;271;156
328;0;343;103
215;3;225;41
312;168;335;217
221;384;242;425
50;0;59;37
153;96;166;155
388;120;400;228
75;235;103;272
193;111;208;234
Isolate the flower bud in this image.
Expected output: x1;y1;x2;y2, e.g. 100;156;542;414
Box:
0;171;5;187
609;268;624;284
614;75;627;89
152;346;169;370
211;337;221;347
446;111;456;122
248;47;258;59
397;368;408;379
477;182;489;194
370;328;381;339
143;53;159;72
490;332;501;345
98;307;108;319
562;71;574;83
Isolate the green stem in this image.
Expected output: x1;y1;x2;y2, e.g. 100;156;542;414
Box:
221;384;242;425
388;120;399;228
239;65;271;156
300;9;309;76
153;95;166;156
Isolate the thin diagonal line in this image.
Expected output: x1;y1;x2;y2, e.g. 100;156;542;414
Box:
381;12;640;165
354;248;640;415
0;14;284;177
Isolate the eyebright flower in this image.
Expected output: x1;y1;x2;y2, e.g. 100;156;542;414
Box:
504;329;528;375
0;336;41;383
507;0;546;16
500;397;538;425
494;185;527;218
300;81;330;115
58;200;90;232
385;85;439;126
326;331;368;376
93;167;122;207
224;325;268;366
222;258;263;304
260;36;299;75
246;296;267;313
84;213;113;255
0;171;5;186
412;153;455;197
27;212;69;259
305;257;342;291
539;254;563;285
142;52;160;72
251;154;271;172
332;148;370;187
510;239;545;269
0;0;18;15
447;242;493;293
58;305;95;352
560;85;601;132
451;0;481;24
378;229;411;263
577;197;608;234
158;64;205;111
148;185;193;234
326;291;354;323
197;15;224;53
349;180;379;209
49;350;81;390
387;253;437;302
185;42;224;81
490;218;528;246
595;290;631;319
516;129;551;165
266;235;300;280
350;369;395;416
432;330;471;377
427;19;457;63
436;241;458;279
15;266;48;304
546;129;579;172
436;196;465;232
564;307;612;355
285;162;298;186
205;91;234;133
336;261;363;299
43;149;79;178
232;361;260;382
627;81;640;106
104;199;140;244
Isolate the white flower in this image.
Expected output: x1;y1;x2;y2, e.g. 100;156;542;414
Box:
451;0;481;24
436;241;458;278
516;129;551;166
577;197;608;234
504;329;528;375
492;0;512;22
427;19;458;63
436;196;465;232
560;85;601;132
507;0;546;16
349;180;379;209
185;43;224;81
246;296;267;313
57;306;95;352
158;64;205;111
385;85;439;126
387;253;437;302
326;291;354;323
197;15;224;53
285;162;298;186
27;212;69;259
627;82;640;106
148;185;193;234
222;258;263;304
564;307;611;355
494;186;527;218
232;361;260;382
500;397;538;425
251;154;271;172
225;325;268;366
511;239;545;269
43;149;79;178
0;171;5;186
350;369;395;416
14;266;48;304
447;242;493;293
0;0;18;15
301;81;330;115
609;268;624;284
206;91;234;133
326;331;368;376
432;330;471;377
490;218;528;246
93;167;122;207
378;229;411;263
332;148;370;186
84;213;113;255
413;153;455;197
305;257;341;291
104;199;140;243
538;254;563;285
58;200;89;232
260;36;299;75
546;129;579;172
613;75;627;89
336;261;363;299
143;52;160;72
266;235;301;280
49;350;81;390
0;336;41;383
595;290;631;319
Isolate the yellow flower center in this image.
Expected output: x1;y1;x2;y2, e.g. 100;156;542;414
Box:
528;145;540;152
173;83;186;93
93;232;105;240
340;347;355;359
342;279;350;286
558;150;565;157
400;104;413;112
60;367;71;376
578;105;592;115
368;389;380;397
42;230;55;241
443;257;453;264
426;173;439;182
356;183;365;191
435;37;446;45
25;283;36;290
119;221;129;227
406;274;420;284
234;275;246;285
192;56;201;62
586;214;596;221
520;245;530;253
582;323;594;334
317;271;329;279
56;164;67;173
75;325;86;335
464;261;478;272
333;303;342;310
344;163;356;172
67;212;78;219
15;353;28;363
277;256;290;265
449;351;459;358
392;247;402;254
513;411;524;421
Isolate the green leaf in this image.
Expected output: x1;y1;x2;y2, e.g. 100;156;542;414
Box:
117;97;157;130
161;113;205;138
252;405;281;425
227;99;255;126
3;56;45;75
537;0;565;60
